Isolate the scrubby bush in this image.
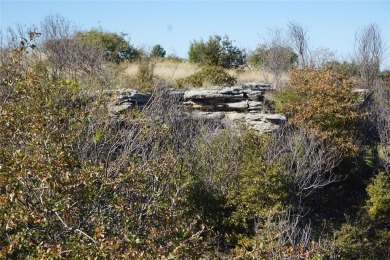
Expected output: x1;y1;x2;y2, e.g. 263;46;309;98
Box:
248;44;298;69
150;44;166;58
332;221;390;259
275;66;361;156
366;171;390;220
0;36;209;258
188;35;246;69
78;29;139;62
325;60;360;78
2;21;389;259
134;58;157;91
175;65;236;88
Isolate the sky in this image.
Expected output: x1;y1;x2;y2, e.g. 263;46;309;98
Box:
1;0;390;69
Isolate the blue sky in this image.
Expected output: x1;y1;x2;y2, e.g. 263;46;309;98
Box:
1;0;390;68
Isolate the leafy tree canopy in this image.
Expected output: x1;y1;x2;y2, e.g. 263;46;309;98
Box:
150;44;166;58
188;35;246;69
77;29;139;62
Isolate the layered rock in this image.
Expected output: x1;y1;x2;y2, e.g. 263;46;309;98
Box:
107;83;286;132
107;89;151;114
182;83;285;132
183;83;271;111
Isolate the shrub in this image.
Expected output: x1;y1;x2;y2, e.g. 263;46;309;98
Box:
275;66;361;156
333;222;390;259
175;65;236;88
150;44;166;58
134;58;157;91
366;171;390;220
0;38;210;258
78;29;139;62
325;60;360;78
188;35;246;69
248;44;297;69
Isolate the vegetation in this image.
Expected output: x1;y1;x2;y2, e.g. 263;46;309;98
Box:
79;29;139;63
248;44;298;69
188;35;246;69
175;65;237;88
150;44;166;58
275;66;361;156
0;15;389;258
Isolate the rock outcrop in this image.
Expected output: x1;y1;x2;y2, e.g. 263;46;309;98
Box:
106;89;151;114
107;83;286;132
182;83;285;132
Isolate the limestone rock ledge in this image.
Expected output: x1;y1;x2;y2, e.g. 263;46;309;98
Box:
107;83;285;132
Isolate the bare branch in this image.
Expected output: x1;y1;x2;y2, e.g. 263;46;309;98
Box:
354;24;385;88
288;21;310;68
266;126;343;198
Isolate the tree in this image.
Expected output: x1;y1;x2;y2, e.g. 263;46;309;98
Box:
249;45;297;70
354;24;385;88
310;47;336;68
188;35;246;69
288;21;310;68
40;14;105;82
249;27;298;88
78;29;139;62
150;44;166;58
372;80;390;174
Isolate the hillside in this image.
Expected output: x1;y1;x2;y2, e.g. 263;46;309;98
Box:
0;17;389;259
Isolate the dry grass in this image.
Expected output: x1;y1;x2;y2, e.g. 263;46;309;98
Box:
125;61;199;83
124;60;289;88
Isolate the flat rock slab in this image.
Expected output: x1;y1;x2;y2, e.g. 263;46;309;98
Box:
107;83;284;132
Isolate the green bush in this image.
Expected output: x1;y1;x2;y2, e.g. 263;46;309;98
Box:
366;171;390;220
333;222;390;259
175;65;236;88
78;29;139;62
188;35;246;69
325;60;360;78
134;59;157;92
0;41;208;258
150;44;166;58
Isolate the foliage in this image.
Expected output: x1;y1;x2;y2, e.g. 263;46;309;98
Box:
333;222;390;259
150;44;166;58
134;59;157;92
1;23;389;259
188;35;246;69
164;54;185;63
325;60;360;78
175;65;236;88
230;131;288;224
248;44;298;68
78;29;139;62
380;70;390;86
275;66;361;156
366;171;390;220
0;41;208;258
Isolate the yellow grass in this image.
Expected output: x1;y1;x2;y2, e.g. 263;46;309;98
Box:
124;61;288;87
125;61;199;83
